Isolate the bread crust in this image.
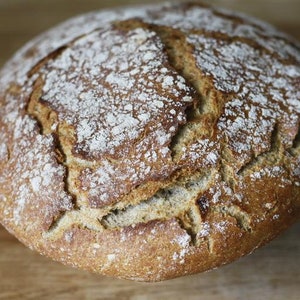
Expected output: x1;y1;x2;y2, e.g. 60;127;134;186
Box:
0;2;299;281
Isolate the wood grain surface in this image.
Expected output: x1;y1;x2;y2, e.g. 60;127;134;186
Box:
0;0;300;299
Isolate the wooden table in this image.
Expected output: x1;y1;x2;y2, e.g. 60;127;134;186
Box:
0;1;300;299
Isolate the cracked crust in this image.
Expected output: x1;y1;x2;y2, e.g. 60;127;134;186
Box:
0;2;300;282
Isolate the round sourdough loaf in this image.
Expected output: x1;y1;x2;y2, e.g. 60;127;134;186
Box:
0;2;299;281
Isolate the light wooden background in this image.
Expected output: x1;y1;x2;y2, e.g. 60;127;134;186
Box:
0;0;300;299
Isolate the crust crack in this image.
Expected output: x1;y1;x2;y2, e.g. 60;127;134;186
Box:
25;19;282;240
26;79;80;230
98;171;214;232
147;23;226;161
44;21;223;239
237;123;281;176
213;205;252;232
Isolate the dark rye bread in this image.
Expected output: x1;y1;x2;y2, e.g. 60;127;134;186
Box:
0;2;299;281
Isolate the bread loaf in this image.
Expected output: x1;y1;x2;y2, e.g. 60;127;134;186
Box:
0;2;299;281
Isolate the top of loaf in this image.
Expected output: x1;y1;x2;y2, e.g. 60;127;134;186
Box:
0;2;299;281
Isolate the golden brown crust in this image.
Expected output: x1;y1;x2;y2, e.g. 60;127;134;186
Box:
0;2;299;281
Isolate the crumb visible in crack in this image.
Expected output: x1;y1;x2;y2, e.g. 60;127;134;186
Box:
176;206;203;246
213;205;252;232
47;210;69;232
98;172;214;232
